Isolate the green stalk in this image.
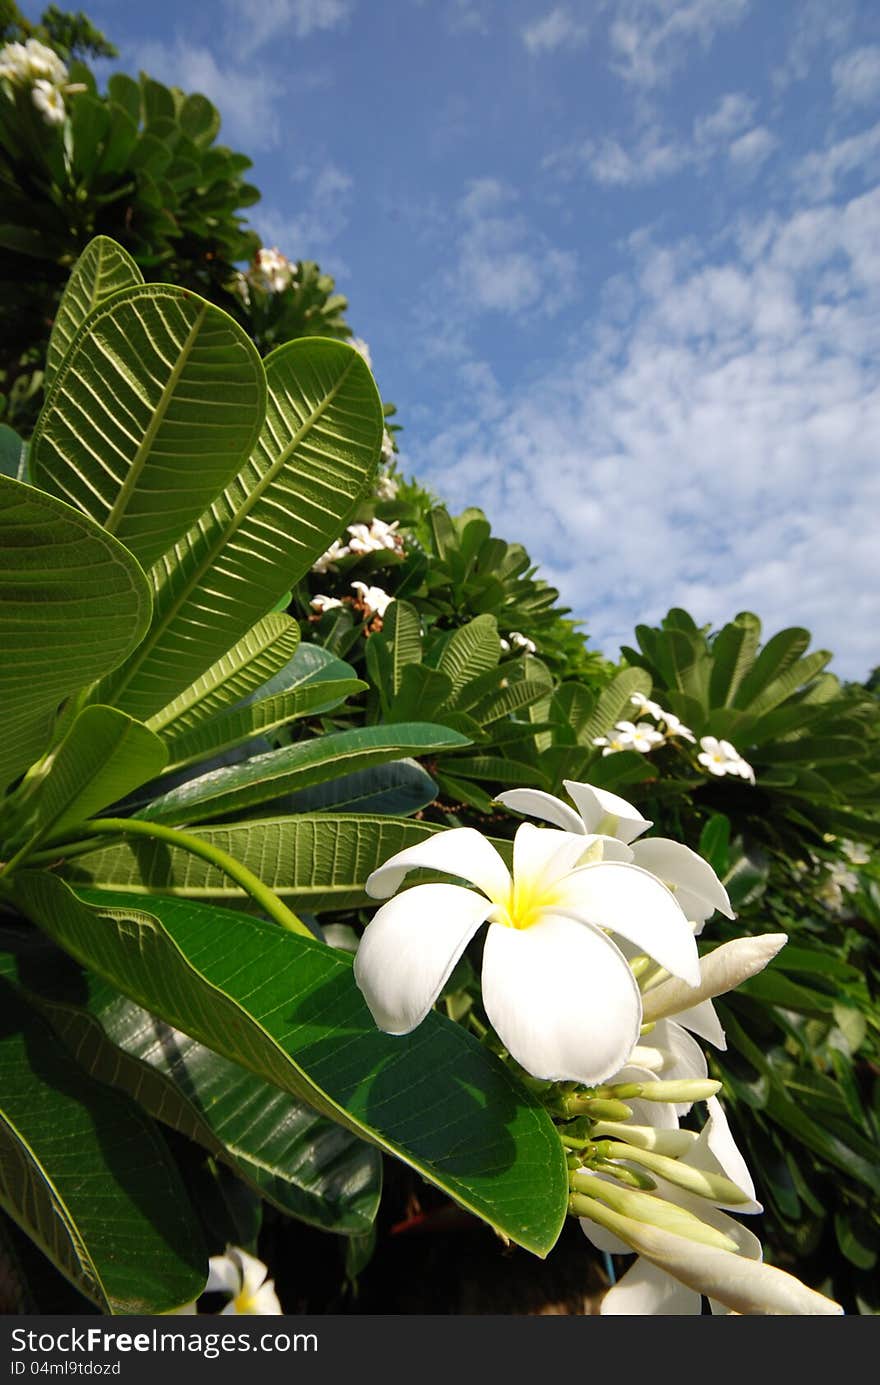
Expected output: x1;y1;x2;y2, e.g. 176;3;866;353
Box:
66;817;313;938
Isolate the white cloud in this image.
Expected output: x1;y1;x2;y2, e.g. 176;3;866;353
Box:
522;7;589;56
222;0;354;56
728;126;777;169
254;162;354;262
545;93;773;187
773;0;855;90
607;0;750;88
417;186;880;680
131;40;284;150
793;123;880;202
446;0;490;35
452;178;578;316
832;45;880;107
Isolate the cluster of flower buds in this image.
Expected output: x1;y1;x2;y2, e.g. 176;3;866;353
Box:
500;630;537;655
248;246;295;295
0;38;77;125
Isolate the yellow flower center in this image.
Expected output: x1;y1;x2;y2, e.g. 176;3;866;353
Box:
489;874;565;931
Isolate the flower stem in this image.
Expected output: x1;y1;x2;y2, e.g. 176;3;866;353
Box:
73;818;313;937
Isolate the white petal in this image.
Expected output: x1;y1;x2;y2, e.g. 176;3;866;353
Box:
365;827;510;901
512;821;592;889
206;1252;240;1296
684;1097;761;1213
494;788;586;835
601;1257;702;1315
481;916;642;1084
650;1019;707;1115
673;998;727;1050
629;838;734;920
562;781;653;842
622;1222;842;1314
235;1248;269;1300
642;935;788;1024
354;884;494;1033
250;1281;283;1314
554;862;701;986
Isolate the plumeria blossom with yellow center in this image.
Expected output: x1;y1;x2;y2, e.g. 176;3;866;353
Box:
205;1246;282;1315
354;821;701;1085
697;735;755;784
495;780;734;932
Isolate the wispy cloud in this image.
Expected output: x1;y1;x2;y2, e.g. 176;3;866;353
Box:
453;178;578;316
522;7;590;56
544;91;772;187
417;186;880;678
130;39;284;150
832;45;880;107
772;0;855;90
222;0;354;57
607;0;750;88
793;123;880;202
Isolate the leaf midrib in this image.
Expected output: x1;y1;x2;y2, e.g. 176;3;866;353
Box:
106;356;356;705
103;300;208;537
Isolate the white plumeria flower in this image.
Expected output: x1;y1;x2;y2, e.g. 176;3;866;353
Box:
380;429;395;464
660;712;696;743
593;727;636;755
509;631;537;654
697;736;755;783
494;780;734;930
354;821;700;1085
499;637;511;653
350;337;372;368
31;78;65;124
620;719;665;753
630;691;665;720
311;538;350;574
251;246;293;293
0;39;67;86
310;593;343;614
376;471;398;501
351;581;393;618
347;517;401;554
205;1247;282;1315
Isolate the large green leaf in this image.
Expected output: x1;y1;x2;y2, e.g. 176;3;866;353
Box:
147;614;302;738
708;614;761;707
135;723;469;825
61;813;444;912
578;666;652;745
0;973;205;1314
31;284;267;570
14;874;568;1257
101;339;384;720
44;236;143;389
0;477;151;794
163;679;365;772
436;614;500;698
733;627;811;710
8;707;166;855
9;943;380;1235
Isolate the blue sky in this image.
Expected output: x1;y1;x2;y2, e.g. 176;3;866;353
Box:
30;0;880;678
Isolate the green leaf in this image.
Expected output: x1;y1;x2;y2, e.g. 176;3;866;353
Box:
387;664;454;723
15;875;568;1257
135;723;468;825
436;615;500;698
733;628;811;710
0;425;26;481
102;338;384;720
10;945;380;1235
45;237;144;390
0;478;151;794
382;600;424;699
251;759;440;820
741;651;832;717
147;615;301;738
709;614;761;706
32;284;267;570
0;976;205;1314
578;667;652;745
698;814;730;877
62;813;445;914
164;678;365;771
9;707;167;854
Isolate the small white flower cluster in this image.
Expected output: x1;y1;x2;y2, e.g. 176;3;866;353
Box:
380;429;395;465
500;631;537;655
817;858;861;915
249;246;294;295
593;693;697;758
375;471;399;501
310;582;394;620
697;736;755;784
311;518;403;573
0;38;69;125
